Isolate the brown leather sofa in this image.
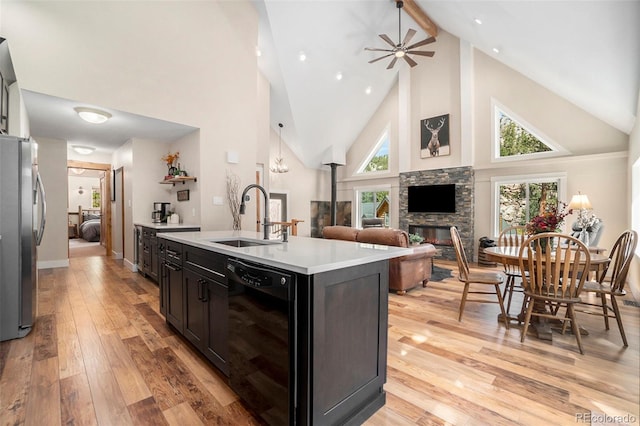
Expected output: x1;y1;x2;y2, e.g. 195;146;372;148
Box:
322;226;437;295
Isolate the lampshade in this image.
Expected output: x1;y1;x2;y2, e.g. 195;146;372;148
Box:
569;192;592;210
74;107;112;124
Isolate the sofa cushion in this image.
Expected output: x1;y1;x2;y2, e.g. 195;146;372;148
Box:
322;225;358;241
356;228;409;248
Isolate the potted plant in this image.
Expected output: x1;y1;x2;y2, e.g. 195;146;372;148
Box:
409;233;424;246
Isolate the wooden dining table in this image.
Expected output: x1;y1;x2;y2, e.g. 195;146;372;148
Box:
483;245;610;341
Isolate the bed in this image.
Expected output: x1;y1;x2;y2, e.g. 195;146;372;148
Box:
78;208;101;242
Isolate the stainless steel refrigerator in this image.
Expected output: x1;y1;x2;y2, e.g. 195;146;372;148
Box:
0;135;46;341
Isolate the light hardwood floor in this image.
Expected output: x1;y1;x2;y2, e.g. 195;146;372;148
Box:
1;256;638;425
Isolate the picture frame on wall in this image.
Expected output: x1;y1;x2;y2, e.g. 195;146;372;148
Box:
177;189;190;202
420;113;450;158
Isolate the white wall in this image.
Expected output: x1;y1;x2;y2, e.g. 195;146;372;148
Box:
267;126;329;237
628;90;639;299
112;141;134;268
165;131;201;225
67;175;100;214
35;137;69;268
1;0;260;236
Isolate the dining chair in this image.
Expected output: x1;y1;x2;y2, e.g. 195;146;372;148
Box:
498;225;528;317
576;230;637;346
450;226;509;329
518;233;591;354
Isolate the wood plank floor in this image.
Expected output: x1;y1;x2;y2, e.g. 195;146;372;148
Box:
1;256;638;425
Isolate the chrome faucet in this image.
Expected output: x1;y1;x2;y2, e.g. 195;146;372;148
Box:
239;184;271;240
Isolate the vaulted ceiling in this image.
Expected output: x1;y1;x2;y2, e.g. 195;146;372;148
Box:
21;1;640;168
256;0;639;168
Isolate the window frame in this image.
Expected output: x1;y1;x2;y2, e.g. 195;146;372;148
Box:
491;99;568;162
353;184;391;229
354;124;391;177
490;173;568;237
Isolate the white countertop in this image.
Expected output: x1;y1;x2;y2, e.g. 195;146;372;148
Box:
156;230;412;275
135;222;201;230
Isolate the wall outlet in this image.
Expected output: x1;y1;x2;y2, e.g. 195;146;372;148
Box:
213;196;224;206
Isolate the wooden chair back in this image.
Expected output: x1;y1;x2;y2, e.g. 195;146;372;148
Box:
519;233;591;301
600;230;638;293
450;226;470;282
498;225;527;247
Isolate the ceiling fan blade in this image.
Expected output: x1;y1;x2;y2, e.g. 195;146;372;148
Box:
402;29;416;47
378;34;396;48
406;36;436;50
368;53;394;64
364;47;395;52
403;55;418;67
407;50;435;57
387;57;398;70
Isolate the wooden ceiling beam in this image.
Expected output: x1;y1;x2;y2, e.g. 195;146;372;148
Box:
398;0;438;37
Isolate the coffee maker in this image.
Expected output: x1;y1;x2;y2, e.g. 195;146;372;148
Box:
152;202;171;223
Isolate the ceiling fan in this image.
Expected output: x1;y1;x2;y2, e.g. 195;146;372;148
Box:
365;0;436;69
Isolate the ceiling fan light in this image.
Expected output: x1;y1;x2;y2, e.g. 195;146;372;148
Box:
395;51;405;58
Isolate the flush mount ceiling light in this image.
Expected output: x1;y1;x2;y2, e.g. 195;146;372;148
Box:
72;145;96;155
74;107;112;124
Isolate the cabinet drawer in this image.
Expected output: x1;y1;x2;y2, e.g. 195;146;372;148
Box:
165;240;183;265
184;245;226;283
142;228;157;238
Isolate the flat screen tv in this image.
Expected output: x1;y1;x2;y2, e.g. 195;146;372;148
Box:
408;184;456;213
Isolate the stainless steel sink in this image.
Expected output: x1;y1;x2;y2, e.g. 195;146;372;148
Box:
210;238;275;248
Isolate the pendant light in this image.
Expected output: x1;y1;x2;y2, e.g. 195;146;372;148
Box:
270;122;289;173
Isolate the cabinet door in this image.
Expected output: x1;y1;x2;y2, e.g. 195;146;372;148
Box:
150;236;159;281
205;279;229;375
142;236;151;275
165;262;184;332
183;268;206;351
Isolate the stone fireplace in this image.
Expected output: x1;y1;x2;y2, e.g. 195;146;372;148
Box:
400;167;474;261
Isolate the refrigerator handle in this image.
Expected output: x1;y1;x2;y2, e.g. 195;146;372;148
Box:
35;172;47;246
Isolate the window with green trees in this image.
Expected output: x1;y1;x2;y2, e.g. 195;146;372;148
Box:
357;128;389;174
92;187;101;208
496;107;555;158
494;176;565;234
355;188;390;228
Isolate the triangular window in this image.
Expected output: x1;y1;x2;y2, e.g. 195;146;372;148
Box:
357;128;389;174
494;103;565;160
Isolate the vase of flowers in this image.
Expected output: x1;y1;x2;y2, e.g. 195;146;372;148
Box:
161;151;180;178
525;202;572;253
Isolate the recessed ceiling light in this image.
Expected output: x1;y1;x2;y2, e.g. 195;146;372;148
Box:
365;86;372;95
74;107;111;124
255;46;262;57
336;72;343;81
299;51;307;62
474;18;482;25
71;145;96;155
492;47;500;54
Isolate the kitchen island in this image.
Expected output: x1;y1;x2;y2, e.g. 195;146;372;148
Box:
156;230;411;426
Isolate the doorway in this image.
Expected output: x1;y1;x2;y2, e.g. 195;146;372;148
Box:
67;160;112;258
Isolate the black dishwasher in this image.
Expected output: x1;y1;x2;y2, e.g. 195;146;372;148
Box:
226;258;296;426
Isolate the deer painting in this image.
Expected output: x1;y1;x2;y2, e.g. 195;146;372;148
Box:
425;117;446;157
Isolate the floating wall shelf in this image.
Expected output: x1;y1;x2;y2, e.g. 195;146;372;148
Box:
159;176;197;186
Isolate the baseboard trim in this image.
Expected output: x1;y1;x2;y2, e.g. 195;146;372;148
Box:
124;258;137;272
112;251;123;259
38;259;70;269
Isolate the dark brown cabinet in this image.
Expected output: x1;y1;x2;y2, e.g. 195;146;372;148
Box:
163;240;184;331
159;238;229;375
135;224;200;283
